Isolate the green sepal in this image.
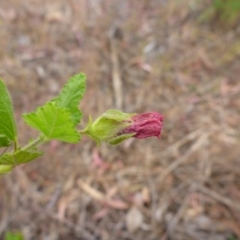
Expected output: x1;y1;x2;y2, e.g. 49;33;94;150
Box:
108;133;135;145
101;109;135;121
85;109;135;145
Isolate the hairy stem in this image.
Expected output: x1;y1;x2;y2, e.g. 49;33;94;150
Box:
13;137;19;152
79;129;88;134
21;135;44;152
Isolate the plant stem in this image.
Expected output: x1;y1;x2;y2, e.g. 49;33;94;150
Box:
13;137;19;152
21;135;43;152
79;129;88;134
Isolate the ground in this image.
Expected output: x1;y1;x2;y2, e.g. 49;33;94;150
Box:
0;0;240;239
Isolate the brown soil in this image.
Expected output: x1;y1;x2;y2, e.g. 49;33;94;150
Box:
0;0;240;239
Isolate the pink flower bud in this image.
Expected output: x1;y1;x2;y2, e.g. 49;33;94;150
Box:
84;110;163;145
122;112;163;139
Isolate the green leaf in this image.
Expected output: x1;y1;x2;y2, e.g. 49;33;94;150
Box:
23;102;80;143
54;73;86;126
0;134;11;146
4;232;24;240
0;164;13;174
0;80;17;147
0;150;43;165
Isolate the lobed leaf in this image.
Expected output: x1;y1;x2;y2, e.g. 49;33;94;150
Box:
0;80;17;147
54;73;86;126
0;150;43;165
23;102;80;143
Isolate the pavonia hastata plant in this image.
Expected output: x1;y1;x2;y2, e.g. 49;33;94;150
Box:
0;73;163;174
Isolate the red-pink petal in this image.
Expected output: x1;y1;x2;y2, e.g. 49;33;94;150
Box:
122;112;163;139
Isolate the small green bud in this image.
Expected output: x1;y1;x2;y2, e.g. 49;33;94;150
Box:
83;109;135;145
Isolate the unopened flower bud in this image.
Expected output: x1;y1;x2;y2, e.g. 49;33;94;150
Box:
83;109;163;145
121;112;163;139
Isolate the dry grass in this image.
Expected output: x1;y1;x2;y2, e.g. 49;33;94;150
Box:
0;0;240;239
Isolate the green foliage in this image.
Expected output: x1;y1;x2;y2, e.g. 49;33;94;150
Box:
0;165;13;175
23;73;85;143
0;72;154;174
200;0;240;27
4;232;24;240
0;150;43;165
23;102;80;143
0;80;17;148
53;73;86;126
0;73;86;174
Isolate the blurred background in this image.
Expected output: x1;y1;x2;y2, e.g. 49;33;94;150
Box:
0;0;240;239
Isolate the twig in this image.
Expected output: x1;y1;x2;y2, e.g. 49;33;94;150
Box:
109;25;123;109
167;184;196;235
158;133;209;186
34;207;95;240
197;185;240;212
21;135;43;151
162;129;203;156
